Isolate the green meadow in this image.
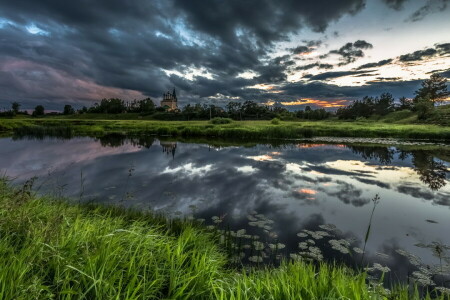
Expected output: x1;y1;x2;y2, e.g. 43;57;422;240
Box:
1;114;450;140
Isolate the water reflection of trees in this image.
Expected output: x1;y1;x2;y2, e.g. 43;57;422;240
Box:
348;145;449;190
97;133;155;149
348;145;395;165
98;134;178;158
411;151;448;191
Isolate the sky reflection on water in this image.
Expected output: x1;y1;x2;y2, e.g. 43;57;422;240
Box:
1;135;449;279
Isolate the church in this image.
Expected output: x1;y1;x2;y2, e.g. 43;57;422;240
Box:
160;88;178;110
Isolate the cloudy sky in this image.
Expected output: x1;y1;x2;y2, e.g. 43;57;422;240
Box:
0;0;449;110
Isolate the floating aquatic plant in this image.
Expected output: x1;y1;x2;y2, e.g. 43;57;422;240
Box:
329;239;351;254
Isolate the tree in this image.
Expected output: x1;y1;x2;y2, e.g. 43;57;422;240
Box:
398;97;413;110
32;105;45;116
374;92;394;115
63;104;75;115
138;98;155;114
415;96;434;120
414;73;450;105
97;98;126;114
11;102;20;114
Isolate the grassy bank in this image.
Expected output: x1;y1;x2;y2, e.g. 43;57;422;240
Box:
1;179;444;299
1;117;450;140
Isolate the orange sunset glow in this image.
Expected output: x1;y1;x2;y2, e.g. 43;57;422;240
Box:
298;189;317;195
266;99;349;108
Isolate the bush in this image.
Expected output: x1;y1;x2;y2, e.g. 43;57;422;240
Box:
210;117;232;124
271;118;280;125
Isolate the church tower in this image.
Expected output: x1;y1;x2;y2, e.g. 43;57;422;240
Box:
160;88;178;110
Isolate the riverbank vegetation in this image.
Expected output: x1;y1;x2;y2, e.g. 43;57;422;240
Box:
1;118;450;140
1;178;447;299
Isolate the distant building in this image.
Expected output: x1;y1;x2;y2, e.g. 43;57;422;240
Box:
161;88;178;110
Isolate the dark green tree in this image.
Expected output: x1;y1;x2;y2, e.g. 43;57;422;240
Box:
11;102;20;114
63;104;75;115
138;98;155;114
98;98;126;114
32;105;45;116
415;95;434;120
398;97;413;110
414;73;449;105
374;92;394;115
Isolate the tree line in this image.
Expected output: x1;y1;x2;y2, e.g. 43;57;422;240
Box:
1;74;448;121
336;74;449;120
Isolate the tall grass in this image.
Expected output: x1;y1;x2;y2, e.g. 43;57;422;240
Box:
0;179;448;299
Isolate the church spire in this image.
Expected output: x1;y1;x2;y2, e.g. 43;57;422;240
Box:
172;88;177;101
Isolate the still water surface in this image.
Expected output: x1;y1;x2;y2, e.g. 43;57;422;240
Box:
1;134;449;280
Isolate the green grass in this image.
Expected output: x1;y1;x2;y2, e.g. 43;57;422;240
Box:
1;116;450;140
1;179;448;299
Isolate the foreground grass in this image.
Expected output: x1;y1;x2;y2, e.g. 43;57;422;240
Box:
1;116;450;140
1;180;447;299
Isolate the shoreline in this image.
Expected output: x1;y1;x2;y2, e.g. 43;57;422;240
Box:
1;118;450;141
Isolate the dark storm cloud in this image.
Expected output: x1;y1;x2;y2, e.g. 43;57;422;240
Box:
308;70;374;81
395;43;450;65
382;0;408;10
352;73;380;77
0;0;447;110
292;46;311;54
295;63;334;71
355;59;393;70
0;0;370;107
399;48;438;62
407;0;450;22
279;79;422;99
436;43;450;55
290;39;323;54
369;77;402;82
173;0;365;41
328;40;373;65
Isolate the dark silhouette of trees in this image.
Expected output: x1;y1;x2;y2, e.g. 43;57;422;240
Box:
374;92;394;115
32;105;45;116
127;98;155;114
296;107;329;120
63;105;75;115
414;73;450;106
398;97;413;110
412;74;449;119
337;93;396;119
226;102;243;120
11;102;20;114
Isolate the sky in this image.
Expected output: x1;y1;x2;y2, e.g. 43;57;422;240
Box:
0;0;449;110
